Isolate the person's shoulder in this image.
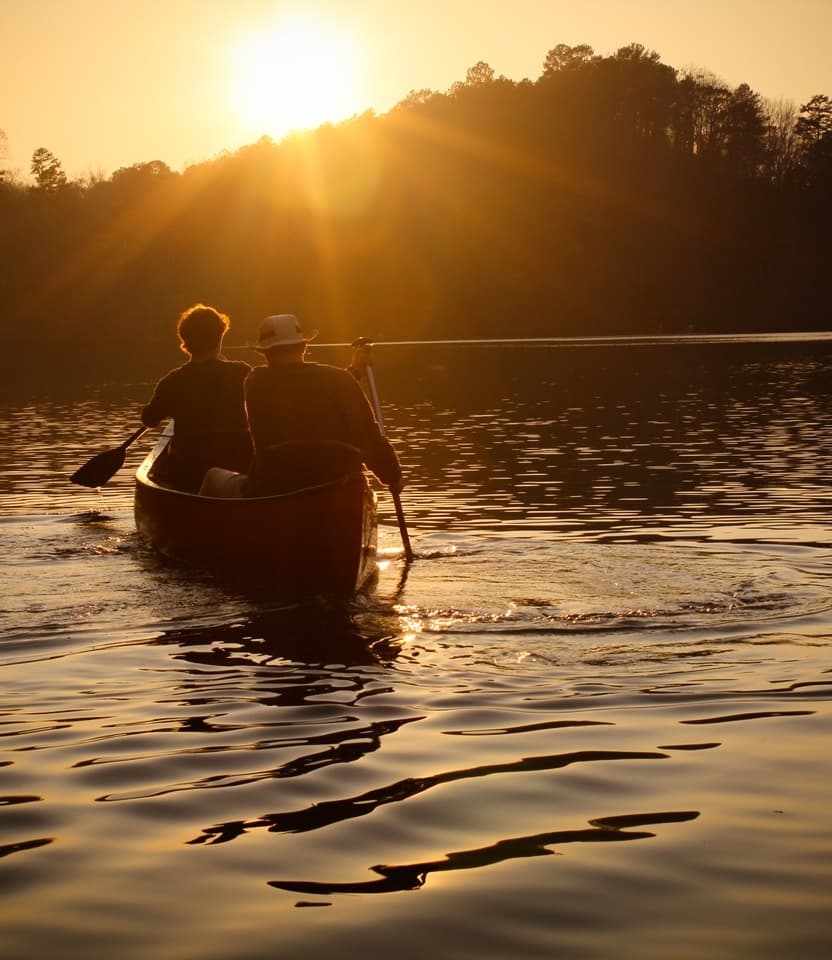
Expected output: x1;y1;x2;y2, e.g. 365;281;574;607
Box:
224;358;252;376
157;361;190;385
166;361;191;375
189;357;250;380
305;361;353;381
245;364;269;389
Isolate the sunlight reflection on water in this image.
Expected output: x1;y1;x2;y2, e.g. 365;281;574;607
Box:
1;340;831;960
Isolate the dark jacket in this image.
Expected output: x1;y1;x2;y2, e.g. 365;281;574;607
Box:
245;361;401;494
142;357;253;490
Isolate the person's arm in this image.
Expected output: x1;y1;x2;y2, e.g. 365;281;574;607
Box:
366;434;403;490
343;375;403;489
141;372;173;427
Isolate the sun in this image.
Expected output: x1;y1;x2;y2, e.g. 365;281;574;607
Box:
228;14;365;139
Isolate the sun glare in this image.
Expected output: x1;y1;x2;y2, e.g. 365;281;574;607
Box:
229;15;364;139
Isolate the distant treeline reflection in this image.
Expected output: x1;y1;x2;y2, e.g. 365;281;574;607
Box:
1;43;830;365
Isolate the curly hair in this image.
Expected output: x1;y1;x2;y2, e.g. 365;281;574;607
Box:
177;304;230;356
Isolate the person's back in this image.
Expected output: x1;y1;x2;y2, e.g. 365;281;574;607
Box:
244;316;401;496
142;304;253;491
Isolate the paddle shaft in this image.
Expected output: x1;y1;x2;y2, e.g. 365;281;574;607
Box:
122;426;149;450
364;364;414;563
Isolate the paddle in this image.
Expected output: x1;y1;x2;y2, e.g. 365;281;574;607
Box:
353;340;414;563
70;426;148;487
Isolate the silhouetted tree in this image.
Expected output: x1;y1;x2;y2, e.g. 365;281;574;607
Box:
763;99;800;184
606;44;677;139
465;60;496;86
541;43;595;76
674;70;734;159
447;60;495;99
795;94;832;188
614;42;660;64
723;83;767;176
31;147;67;190
795;94;832;145
396;88;437;109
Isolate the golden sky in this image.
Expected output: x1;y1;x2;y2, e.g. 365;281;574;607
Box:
2;0;830;179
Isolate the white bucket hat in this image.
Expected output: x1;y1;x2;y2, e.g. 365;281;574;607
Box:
255;314;318;352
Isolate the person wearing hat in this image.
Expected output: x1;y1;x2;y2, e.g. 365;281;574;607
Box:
141;303;253;491
199;313;402;498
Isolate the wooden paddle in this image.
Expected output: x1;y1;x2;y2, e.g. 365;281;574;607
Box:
70;426;148;487
355;341;414;563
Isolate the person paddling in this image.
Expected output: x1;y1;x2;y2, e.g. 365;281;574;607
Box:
200;314;402;497
142;304;253;491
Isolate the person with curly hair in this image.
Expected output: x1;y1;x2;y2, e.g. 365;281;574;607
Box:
141;303;253;491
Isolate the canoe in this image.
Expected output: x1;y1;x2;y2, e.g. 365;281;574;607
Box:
134;425;378;595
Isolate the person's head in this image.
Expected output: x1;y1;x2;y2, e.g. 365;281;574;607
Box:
177;304;230;357
255;314;317;364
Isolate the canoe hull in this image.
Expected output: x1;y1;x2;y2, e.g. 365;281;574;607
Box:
134;431;378;595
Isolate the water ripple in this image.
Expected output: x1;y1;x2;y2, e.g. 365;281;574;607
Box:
268;810;701;896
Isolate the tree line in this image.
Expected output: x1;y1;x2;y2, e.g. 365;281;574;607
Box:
1;42;830;367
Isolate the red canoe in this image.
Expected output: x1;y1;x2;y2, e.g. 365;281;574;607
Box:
134;426;378;595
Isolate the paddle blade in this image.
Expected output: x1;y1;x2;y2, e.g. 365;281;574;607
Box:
70;446;128;487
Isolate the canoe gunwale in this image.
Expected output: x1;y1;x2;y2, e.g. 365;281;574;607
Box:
139;464;369;505
135;425;369;504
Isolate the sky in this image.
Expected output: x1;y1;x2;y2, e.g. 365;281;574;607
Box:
2;0;831;180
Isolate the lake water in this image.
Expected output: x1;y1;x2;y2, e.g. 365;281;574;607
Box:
2;338;831;959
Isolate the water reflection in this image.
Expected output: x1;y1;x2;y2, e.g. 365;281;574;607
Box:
93;713;420;804
83;602;417;805
395;346;832;535
0;837;54;860
188;747;669;844
150;601;406;668
269;810;700;896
